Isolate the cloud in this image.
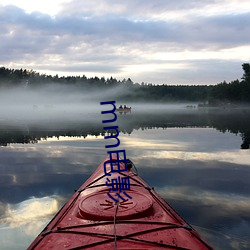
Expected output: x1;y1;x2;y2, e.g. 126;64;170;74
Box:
157;186;250;216
0;196;62;249
5;5;247;49
0;196;59;228
0;1;250;84
58;0;246;19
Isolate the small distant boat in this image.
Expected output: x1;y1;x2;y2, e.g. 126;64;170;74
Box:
28;154;213;249
186;105;196;109
116;106;132;113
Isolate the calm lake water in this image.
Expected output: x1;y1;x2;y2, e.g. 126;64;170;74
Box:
0;105;250;249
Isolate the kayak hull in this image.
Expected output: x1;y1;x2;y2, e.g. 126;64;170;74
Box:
28;154;213;249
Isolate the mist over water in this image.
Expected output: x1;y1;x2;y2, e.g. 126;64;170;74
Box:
0;85;100;122
0;84;250;249
0;84;198;125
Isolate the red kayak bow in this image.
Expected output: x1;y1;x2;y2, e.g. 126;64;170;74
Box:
28;154;213;249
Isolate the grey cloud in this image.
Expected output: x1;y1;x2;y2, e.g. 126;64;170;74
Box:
131;59;244;85
59;0;215;18
39;64;121;74
1;4;249;50
184;13;250;49
0;3;249;84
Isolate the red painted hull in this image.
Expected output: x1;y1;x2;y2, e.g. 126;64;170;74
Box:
28;154;213;249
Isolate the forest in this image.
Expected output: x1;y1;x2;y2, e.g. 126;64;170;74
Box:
0;63;249;104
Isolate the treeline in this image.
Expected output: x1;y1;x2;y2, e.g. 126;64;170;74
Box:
0;64;249;104
208;63;250;104
1;109;250;148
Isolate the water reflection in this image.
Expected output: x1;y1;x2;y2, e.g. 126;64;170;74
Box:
0;108;250;249
0;196;59;228
0;108;250;149
0;196;62;250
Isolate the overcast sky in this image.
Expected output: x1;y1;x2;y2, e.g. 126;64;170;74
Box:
0;0;250;85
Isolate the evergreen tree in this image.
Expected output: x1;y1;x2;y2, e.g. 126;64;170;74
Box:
242;63;250;83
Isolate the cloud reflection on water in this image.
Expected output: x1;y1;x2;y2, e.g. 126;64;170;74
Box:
0;196;62;250
0;126;250;249
120;128;249;166
0;196;59;228
119;128;250;248
162;187;250;250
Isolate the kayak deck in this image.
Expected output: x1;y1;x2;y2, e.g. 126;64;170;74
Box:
28;154;213;249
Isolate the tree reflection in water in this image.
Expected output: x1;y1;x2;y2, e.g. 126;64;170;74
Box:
0;108;249;149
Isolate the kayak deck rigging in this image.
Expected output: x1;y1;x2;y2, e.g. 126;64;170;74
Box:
28;156;213;249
